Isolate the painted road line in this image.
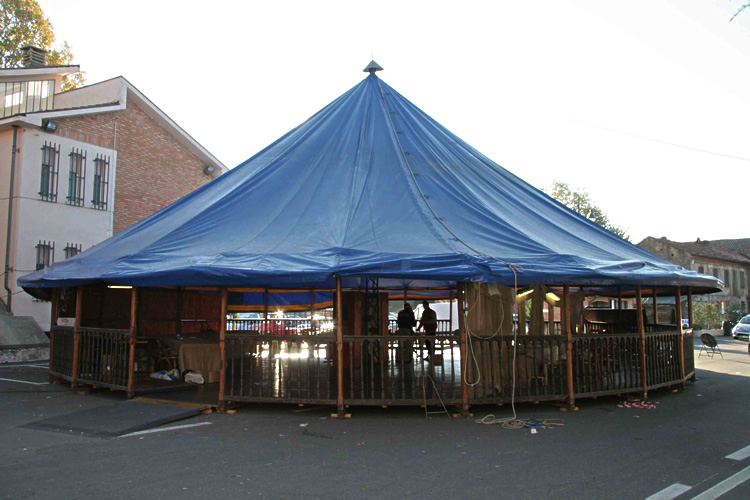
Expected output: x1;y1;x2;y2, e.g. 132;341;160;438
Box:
646;483;692;499
0;377;49;386
726;444;750;461
119;421;212;438
691;465;750;500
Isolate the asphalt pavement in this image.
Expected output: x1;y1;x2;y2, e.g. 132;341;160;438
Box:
1;337;749;499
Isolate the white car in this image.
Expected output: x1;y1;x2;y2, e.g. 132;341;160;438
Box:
732;315;750;341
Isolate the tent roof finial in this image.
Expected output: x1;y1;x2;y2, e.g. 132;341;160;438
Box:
363;59;383;73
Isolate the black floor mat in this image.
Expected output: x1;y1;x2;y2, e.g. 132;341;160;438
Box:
20;401;201;438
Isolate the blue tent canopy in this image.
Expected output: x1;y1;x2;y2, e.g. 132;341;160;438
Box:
19;71;720;294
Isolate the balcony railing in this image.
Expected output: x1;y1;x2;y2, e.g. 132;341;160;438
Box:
1;80;55;118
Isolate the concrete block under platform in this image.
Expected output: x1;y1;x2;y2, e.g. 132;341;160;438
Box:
20;401;201;438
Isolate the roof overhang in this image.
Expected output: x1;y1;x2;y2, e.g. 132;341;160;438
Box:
0;65;80;80
0;102;123;133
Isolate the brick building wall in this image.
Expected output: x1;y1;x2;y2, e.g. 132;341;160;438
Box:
54;102;218;234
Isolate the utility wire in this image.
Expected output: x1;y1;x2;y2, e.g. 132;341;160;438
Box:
578;120;750;163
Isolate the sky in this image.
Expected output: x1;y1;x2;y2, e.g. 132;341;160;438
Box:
36;0;750;244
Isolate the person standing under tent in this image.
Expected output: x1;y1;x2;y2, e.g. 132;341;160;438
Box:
417;300;438;360
396;302;417;363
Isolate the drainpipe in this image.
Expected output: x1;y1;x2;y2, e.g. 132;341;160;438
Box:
4;126;19;312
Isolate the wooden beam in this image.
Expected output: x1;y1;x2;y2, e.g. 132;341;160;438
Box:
335;277;344;418
564;285;575;410
577;287;584;334
449;289;453;332
458;282;469;416
518;294;526;333
263;286;269;320
218;288;228;409
126;287;138;397
636;285;648;397
675;286;685;382
176;287;183;335
310;289;315;334
71;286;83;389
49;289;59;378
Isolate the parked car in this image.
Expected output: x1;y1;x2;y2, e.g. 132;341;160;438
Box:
732;314;750;341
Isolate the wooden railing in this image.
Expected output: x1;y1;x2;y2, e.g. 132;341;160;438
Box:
645;331;682;389
340;334;461;405
224;332;337;404
223;331;461;405
388;319;453;333
572;334;642;397
226;318;332;336
76;328;130;389
50;326;75;380
683;329;695;379
467;335;568;403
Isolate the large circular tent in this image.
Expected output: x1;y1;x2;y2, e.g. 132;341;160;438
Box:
20;62;720;414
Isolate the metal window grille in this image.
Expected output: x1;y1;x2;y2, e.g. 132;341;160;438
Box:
66;148;86;206
35;240;55;271
64;243;82;259
39;142;60;202
1;80;55;118
91;154;110;210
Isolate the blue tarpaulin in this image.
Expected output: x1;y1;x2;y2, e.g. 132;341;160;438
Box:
19;72;720;293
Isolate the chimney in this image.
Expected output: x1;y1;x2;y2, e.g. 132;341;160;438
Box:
20;46;48;68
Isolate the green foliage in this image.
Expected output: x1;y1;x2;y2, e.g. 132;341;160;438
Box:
0;0;84;90
693;302;722;330
543;181;630;240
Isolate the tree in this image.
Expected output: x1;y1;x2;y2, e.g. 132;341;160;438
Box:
0;0;84;90
544;180;630;240
693;302;722;330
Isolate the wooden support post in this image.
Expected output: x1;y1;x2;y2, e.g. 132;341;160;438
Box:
127;287;137;398
458;282;470;417
636;285;648;398
518;295;526;334
71;287;83;389
687;287;696;382
335;277;345;418
49;289;59;380
652;286;658;328
577;287;584;334
176;287;183;335
675;286;685;383
310;289;315;334
449;289;453;332
563;286;576;411
617;286;623;324
218;288;228;411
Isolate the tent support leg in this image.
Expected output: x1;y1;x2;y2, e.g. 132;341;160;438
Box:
335;277;346;418
126;287;137;399
458;282;470;418
218;287;228;412
563;286;577;411
71;286;83;391
636;285;648;400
